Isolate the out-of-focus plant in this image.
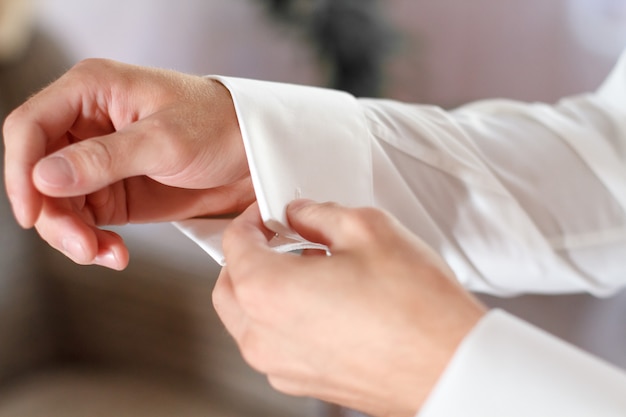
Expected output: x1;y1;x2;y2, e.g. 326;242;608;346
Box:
260;0;396;97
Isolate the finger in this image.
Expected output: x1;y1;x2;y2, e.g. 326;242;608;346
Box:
35;198;99;264
222;202;280;268
35;198;129;269
222;203;319;328
3;61;125;228
222;203;311;314
120;175;255;224
92;228;130;270
286;199;369;251
212;267;249;340
32;119;171;197
3;129;42;228
4;105;81;228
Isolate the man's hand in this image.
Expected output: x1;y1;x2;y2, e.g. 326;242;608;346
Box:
3;59;253;269
214;200;487;417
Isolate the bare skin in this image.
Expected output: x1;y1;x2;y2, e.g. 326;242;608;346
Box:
3;59;253;269
215;200;486;417
4;60;487;416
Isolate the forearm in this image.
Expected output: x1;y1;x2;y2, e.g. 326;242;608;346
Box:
360;54;626;296
362;91;626;295
179;54;626;295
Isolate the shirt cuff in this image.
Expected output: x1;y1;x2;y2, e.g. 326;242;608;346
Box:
418;309;626;416
175;77;373;265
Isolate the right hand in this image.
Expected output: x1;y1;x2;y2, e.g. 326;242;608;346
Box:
214;201;487;416
3;59;254;269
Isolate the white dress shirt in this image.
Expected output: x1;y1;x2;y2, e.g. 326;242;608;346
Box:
176;51;626;415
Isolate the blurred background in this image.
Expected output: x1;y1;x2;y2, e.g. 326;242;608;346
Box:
1;0;625;416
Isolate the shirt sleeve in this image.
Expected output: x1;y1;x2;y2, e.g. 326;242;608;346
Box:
417;309;626;417
177;52;626;296
171;53;626;416
356;52;626;296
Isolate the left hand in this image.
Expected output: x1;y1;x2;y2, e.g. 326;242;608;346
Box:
3;59;252;269
213;200;486;417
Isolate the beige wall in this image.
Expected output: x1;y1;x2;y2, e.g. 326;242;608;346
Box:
34;0;626;107
385;0;624;105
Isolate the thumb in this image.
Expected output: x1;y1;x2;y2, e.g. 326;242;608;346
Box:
286;199;368;251
33;124;160;197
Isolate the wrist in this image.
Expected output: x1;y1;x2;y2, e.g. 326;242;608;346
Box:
406;297;487;416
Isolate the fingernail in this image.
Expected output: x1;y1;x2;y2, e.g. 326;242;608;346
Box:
36;156;75;188
62;237;87;263
95;250;120;270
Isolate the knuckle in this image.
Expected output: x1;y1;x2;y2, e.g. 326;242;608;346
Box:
77;138;115;177
71;58;114;75
238;331;271;373
211;280;226;311
146;117;179;152
64;59;109;88
267;376;304;397
227;262;291;324
235;276;278;317
3;102;34;142
342;206;391;242
2;109;20;139
68;59;131;103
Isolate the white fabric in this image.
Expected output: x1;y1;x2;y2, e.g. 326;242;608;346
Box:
419;309;626;416
174;218;328;266
215;76;373;239
175;77;374;263
179;59;626;296
176;52;626;414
